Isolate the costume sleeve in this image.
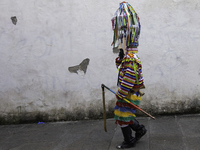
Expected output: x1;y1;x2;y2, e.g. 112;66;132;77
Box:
116;60;136;99
136;56;144;87
116;55;144;100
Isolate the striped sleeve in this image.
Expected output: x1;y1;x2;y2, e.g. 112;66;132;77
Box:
116;62;137;99
116;54;144;100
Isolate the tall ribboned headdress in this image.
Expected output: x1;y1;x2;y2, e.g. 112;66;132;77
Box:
111;1;141;53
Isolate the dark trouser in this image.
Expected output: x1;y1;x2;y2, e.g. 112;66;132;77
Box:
129;119;147;141
117;126;136;149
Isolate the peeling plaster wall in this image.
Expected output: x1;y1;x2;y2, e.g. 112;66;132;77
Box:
0;0;200;124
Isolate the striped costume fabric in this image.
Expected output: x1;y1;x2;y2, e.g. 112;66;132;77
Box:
114;51;144;126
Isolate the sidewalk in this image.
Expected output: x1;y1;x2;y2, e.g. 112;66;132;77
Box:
0;114;200;150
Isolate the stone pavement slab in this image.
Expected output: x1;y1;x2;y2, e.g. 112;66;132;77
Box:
0;114;200;150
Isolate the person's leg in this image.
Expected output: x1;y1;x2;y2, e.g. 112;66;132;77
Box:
129;119;147;141
117;125;136;149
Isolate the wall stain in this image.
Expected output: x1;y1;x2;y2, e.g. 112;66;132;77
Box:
11;16;17;25
1;97;200;125
68;58;90;74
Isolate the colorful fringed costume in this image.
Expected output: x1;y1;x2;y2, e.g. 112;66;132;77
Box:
112;1;144;127
111;2;147;149
114;52;144;126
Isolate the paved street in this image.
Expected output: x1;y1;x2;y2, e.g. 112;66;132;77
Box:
0;114;200;150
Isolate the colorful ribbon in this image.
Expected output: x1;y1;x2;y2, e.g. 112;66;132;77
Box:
111;2;141;48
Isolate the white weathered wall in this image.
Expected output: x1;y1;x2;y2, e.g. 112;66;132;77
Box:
0;0;200;123
139;0;200;114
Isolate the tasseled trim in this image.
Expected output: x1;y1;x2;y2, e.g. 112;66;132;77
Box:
114;106;136;114
114;116;135;122
114;115;135;120
114;92;142;126
111;2;141;48
125;94;142;102
116;95;142;109
127;47;138;53
114;110;136;118
115;120;134;126
116;101;137;109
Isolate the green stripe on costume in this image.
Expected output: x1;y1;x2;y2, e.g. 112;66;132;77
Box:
117;98;141;105
114;116;136;122
114;110;136;117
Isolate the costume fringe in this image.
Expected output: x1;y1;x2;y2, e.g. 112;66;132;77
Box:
114;109;136;118
115;120;134;126
114;92;142;125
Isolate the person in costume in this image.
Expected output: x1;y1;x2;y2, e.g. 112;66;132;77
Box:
111;2;147;149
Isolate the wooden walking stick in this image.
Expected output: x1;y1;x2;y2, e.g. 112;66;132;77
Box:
101;84;155;120
101;84;107;132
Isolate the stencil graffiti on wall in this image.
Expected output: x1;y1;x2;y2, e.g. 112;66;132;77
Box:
68;58;90;74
